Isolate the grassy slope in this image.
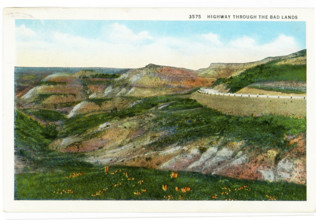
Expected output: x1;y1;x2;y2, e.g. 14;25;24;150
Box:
15;110;93;171
214;62;306;93
23;109;67;122
248;85;306;94
15;110;57;154
154;97;305;151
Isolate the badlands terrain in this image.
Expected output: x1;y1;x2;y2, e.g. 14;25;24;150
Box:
15;50;306;200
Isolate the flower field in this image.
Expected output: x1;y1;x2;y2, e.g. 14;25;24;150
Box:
15;166;306;200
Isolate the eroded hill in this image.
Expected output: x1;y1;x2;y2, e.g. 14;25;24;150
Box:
206;50;306;94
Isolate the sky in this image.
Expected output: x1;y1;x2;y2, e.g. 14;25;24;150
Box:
15;20;306;69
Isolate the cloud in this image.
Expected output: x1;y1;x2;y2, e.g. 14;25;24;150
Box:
108;23;153;43
16;25;36;40
16;23;302;69
51;31;95;51
202;32;222;45
229;36;256;48
222;34;300;63
262;34;298;52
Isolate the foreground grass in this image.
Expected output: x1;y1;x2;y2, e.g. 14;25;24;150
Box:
15;166;306;200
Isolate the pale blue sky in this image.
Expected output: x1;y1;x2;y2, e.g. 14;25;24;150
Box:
15;20;306;68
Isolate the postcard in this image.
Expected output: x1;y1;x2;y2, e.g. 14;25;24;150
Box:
2;7;316;213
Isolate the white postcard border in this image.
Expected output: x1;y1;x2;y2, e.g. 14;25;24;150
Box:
2;7;315;213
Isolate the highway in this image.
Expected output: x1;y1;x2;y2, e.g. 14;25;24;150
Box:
198;88;306;100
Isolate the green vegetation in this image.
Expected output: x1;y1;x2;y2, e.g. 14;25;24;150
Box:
151;97;305;151
49;101;81;108
23;109;67;122
80;79;112;85
15;166;306;200
212;78;226;87
213;62;306;92
15;110;58;157
34;93;77;104
15;73;48;85
59;112;113;137
59;95;305;151
88;73;120;79
59;95;181;137
34;94;51;104
76;70;120;79
39;81;66;85
249;85;306;94
15;110;92;171
181;87;201;95
15;95;306;201
160;98;202;111
87;98;111;107
18;74;39;81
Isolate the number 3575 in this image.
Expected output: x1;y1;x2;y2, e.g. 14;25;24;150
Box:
189;14;201;19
